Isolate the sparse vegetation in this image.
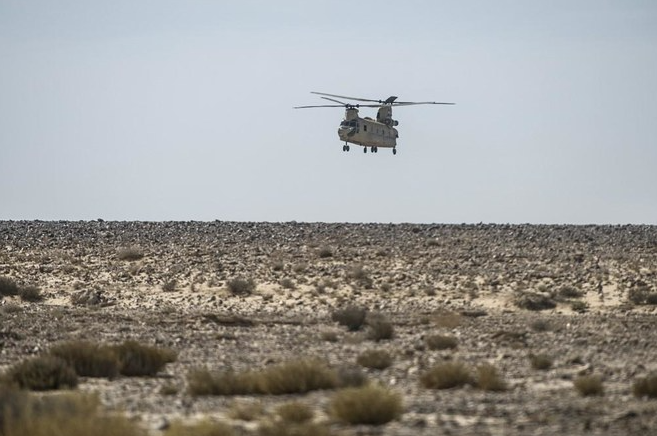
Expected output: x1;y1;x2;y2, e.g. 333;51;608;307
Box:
332;306;367;331
275;400;314;423
476;363;507;392
0;276;19;296
279;278;295;290
227;277;257;296
5;355;78;391
529;353;553;371
633;372;657;398
112;340;177;376
514;291;556;311
571;300;588;313
356;349;393;370
164;419;234;436
366;313;394;341
329;384;402;425
228;400;265;421
317;246;334;258
425;334;458;350
574;374;604;396
188;359;338;396
420;361;473;390
49;341;120;378
116;247;144;261
347;264;373;288
558;285;584;299
0;391;144;436
19;285;43;302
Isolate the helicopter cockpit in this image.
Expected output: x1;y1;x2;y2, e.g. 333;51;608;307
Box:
340;120;358;128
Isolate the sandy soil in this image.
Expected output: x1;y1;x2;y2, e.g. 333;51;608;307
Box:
1;221;657;435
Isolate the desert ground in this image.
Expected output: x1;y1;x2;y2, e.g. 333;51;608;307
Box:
1;221;656;435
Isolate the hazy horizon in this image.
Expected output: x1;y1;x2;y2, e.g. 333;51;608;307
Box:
2;1;656;224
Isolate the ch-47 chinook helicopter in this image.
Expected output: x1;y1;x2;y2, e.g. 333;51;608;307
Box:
294;91;454;155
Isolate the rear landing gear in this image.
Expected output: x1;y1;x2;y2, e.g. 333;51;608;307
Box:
342;144;350;152
393;148;397;155
371;146;378;153
363;147;367;153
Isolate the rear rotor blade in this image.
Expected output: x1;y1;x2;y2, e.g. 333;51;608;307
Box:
311;91;383;103
393;101;455;106
293;104;346;109
320;96;348;105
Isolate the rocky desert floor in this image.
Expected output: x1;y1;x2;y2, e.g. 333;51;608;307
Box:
1;221;657;435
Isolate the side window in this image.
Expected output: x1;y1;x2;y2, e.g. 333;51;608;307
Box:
364;125;367;132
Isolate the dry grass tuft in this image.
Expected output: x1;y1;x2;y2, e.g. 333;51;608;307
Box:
19;286;44;302
275;400;314;423
164;419;234;436
514;291;556;311
49;341;119;378
329;384;402;425
116;247;144;261
112;340;177;377
356;349;393;370
227;400;265;421
0;391;144;436
227;277;257;296
188;359;338;396
633;372;657;398
6;356;78;391
529;353;553;371
432;311;462;328
332;306;367;331
475;363;507;392
0;276;20;297
366;313;394;341
420;361;473;390
425;334;458;350
574;374;604;396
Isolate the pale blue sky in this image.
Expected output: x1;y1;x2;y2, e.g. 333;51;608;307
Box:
1;1;656;223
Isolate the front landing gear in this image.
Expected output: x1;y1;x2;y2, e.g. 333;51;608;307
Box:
342;144;350;152
393;148;397;155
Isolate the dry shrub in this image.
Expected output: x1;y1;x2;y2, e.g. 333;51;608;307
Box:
356;350;393;370
366;314;394;341
319;330;339;342
0;276;19;296
633;372;657;398
49;341;119;378
19;286;43;303
228;401;265;421
275;400;314;423
425;334;458;350
188;359;338;396
258;421;332;436
0;391;144;436
476;363;507;392
279;278;295;290
420;361;473;390
432;311;462;328
112;340;177;377
332;306;367;331
227;277;256;296
116;247;144;261
6;356;78;391
530;319;552;332
317;246;334;258
336;366;369;388
529;353;553;371
329;384;402;425
164;419;234;436
574;374;604;396
347;264;373;288
558;285;584;299
514;291;556;311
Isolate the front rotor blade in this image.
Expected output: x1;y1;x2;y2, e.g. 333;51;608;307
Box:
311;91;382;103
393;101;455;106
320;96;348;105
293;104;346;109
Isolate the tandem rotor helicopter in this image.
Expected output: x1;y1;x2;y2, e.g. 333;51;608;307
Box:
294;91;454;155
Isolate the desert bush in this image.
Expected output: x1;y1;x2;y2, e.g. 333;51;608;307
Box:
162;280;177;292
317;246;334;258
6;356;78;391
258;421;331;436
116;247;144;261
279;278;295;290
420;361;473;390
275;400;314;423
0;391;144;436
366;313;394;341
329;384;402;425
633;372;657;398
514;291;556;311
332;306;367;331
164;419;234;436
530;319;552;332
19;286;43;303
160;382;180;396
347;264;373;288
228;400;265;421
112;340;177;377
188;359;338;396
49;341;119;378
336;366;369;388
356;350;393;370
558;285;583;299
0;276;19;296
292;262;308;274
529;353;553;371
425;334;458;350
475;363;507;392
227;277;256;295
574;374;604;396
319;330;339;342
646;293;657;305
571;300;588;313
432;311;462;328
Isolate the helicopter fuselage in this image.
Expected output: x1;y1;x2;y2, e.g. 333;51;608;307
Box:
338;108;398;149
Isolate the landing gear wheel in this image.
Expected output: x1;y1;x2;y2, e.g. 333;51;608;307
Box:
342;145;346;152
393;148;397;155
346;145;350;151
363;147;367;153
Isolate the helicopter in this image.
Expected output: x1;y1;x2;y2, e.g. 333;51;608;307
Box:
294;92;454;155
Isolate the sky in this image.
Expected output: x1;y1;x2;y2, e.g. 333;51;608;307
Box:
1;1;656;224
